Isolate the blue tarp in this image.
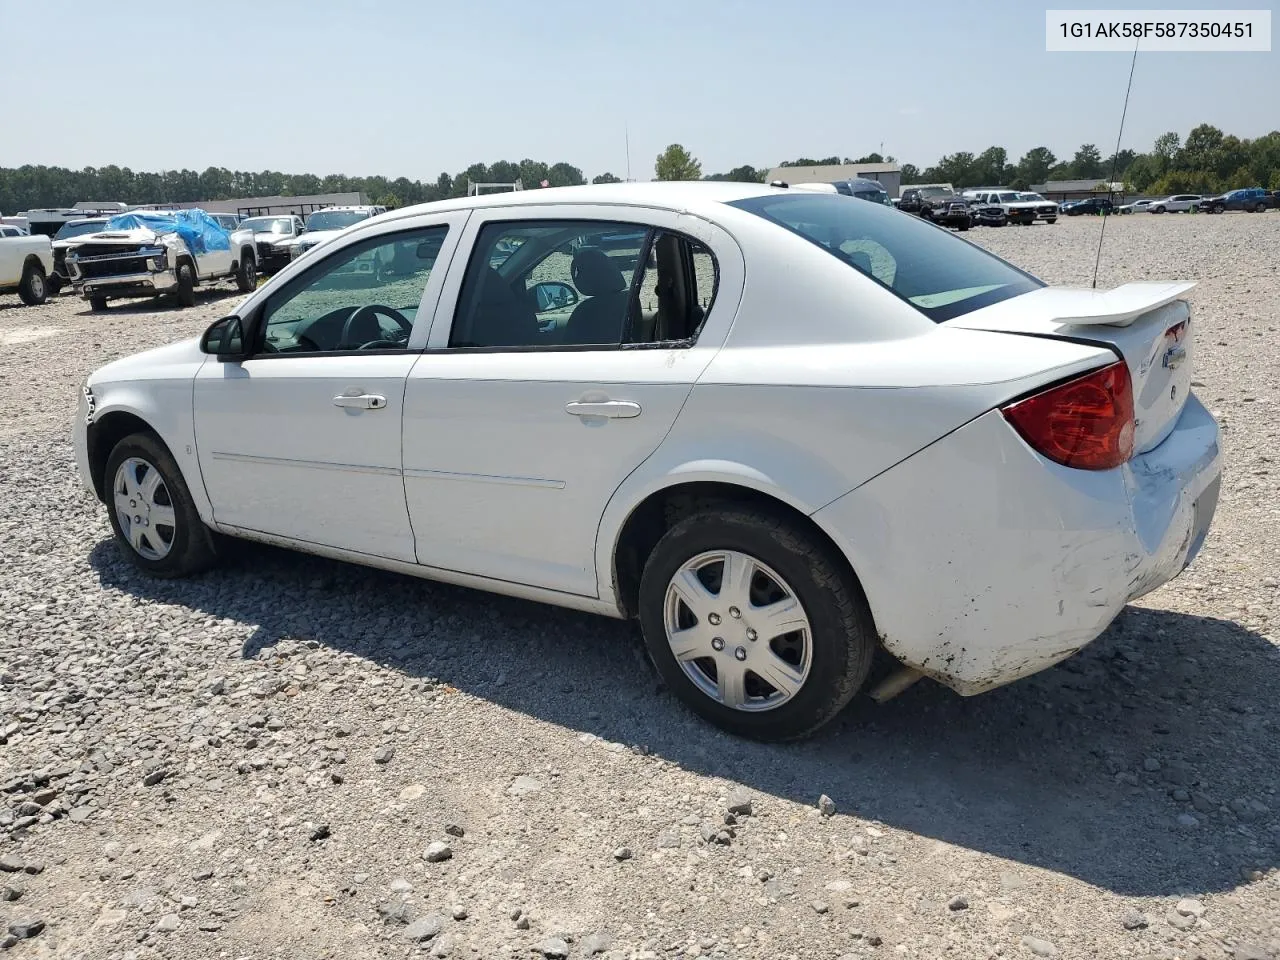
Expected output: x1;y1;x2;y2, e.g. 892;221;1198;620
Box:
104;208;231;256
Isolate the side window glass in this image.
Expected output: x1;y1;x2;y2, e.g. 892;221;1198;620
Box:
260;227;446;354
448;221;719;351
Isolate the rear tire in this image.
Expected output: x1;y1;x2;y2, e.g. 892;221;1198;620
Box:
176;261;196;308
638;506;877;741
1255;202;1267;213
235;253;257;292
1153;206;1166;214
17;260;47;306
104;432;218;578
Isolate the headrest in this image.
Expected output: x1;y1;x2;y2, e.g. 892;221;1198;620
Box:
571;248;627;297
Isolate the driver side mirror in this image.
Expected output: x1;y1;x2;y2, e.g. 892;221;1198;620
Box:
201;315;248;362
531;281;578;313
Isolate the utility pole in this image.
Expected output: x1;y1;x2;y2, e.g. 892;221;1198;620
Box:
625;125;632;182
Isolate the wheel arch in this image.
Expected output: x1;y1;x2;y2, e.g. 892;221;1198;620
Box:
86;409;165;501
22;253;45;273
605;476;864;622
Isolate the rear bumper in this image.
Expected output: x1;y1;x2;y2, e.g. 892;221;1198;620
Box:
813;394;1221;695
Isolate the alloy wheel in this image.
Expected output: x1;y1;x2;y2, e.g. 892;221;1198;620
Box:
112;457;177;560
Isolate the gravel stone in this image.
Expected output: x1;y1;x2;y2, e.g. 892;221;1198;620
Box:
6;918;44;940
581;931;614;955
538;937;570;958
726;787;753;815
450;904;467;920
373;746;395;765
405;914;443;942
613;846;633;861
1;885;22;902
424;841;453;862
507;775;543;797
154;913;180;933
1122;909;1149;929
1021;936;1058;957
817;794;837;817
947;895;969;911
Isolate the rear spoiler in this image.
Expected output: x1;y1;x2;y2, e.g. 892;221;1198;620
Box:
1037;282;1197;327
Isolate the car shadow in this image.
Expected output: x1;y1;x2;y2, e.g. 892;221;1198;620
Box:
74;287;243;316
89;536;1279;898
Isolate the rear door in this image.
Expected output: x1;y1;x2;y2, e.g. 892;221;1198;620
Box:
401;203;743;596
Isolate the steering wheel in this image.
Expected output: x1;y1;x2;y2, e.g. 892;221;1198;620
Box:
339;304;412;350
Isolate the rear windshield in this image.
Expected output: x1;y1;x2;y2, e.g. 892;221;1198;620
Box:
730;193;1043;322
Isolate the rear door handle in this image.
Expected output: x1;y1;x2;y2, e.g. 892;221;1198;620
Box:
333;393;387;410
565;400;641;419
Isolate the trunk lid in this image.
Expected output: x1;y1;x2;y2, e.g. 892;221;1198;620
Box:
947;282;1196;453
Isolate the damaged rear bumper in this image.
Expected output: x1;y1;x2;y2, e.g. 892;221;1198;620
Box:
813;394;1221;695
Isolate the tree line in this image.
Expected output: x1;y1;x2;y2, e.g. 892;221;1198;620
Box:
3;123;1277;214
666;124;1280;195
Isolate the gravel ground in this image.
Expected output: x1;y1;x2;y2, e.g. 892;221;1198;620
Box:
1;213;1278;960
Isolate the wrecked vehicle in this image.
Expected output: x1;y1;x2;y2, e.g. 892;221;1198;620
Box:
64;209;257;310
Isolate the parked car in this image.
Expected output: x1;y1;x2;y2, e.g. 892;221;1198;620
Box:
962;190;1038;225
1147;195;1201;213
1064;197;1114;216
49;217;113;293
238;215;306;274
898;186;971;230
0;225;28;237
63;209;258;311
1016;192;1059;223
73;182;1221;741
0;232;53;305
1118;199;1155;214
1201;188;1272;214
286;205;387;261
967;198;1008;227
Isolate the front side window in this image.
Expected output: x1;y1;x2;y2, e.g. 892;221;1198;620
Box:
259;227;447;354
448;220;718;349
731;193;1042;323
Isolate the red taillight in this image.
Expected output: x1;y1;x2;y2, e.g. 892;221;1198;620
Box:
1001;360;1135;470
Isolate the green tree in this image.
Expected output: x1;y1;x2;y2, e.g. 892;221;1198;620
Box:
1152;132;1181;173
546;162;585;187
705;165;766;183
654;144;702;181
374;192;402;209
972;146;1009;186
1180;123;1224;171
1071;144;1104;179
899;162;920;183
1015;147;1056;186
592;172;622;184
850;153;884;163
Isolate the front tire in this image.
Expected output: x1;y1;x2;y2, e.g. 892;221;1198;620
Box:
176;261;196;308
235;253;257;292
104;432;218;578
17;260;47;306
638;507;877;741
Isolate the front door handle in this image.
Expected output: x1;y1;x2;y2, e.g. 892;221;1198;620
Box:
565;400;641;419
333;393;387;410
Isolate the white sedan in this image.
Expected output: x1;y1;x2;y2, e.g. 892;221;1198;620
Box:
74;182;1221;741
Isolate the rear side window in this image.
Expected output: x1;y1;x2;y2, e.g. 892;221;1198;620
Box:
730;193;1043;322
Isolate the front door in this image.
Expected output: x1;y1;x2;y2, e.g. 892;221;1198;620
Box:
403;206;739;596
193;220;461;561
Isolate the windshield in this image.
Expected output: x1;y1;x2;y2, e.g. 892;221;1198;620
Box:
54;220;108;240
853;189;891;205
919;187;952;198
997;192;1021;203
305;210;371;231
1018;193;1046;202
241;217;292;234
730;193;1043;323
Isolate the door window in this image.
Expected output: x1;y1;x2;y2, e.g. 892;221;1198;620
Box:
447;220;718;350
259;227;447;354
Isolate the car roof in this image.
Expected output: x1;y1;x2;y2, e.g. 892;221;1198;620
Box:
379;181;781;225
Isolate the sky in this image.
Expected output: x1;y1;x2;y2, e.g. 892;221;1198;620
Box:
0;0;1275;182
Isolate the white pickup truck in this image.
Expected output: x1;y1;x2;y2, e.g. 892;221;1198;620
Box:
0;233;54;305
63;210;258;311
